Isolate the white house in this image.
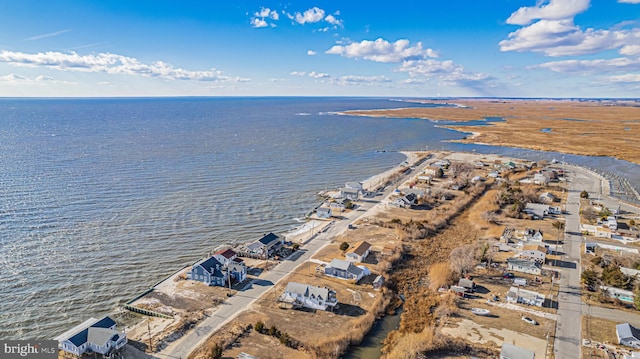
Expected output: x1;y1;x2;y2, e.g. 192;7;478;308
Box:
56;317;127;357
618;323;640;349
339;187;360;201
393;193;417;208
520;244;547;264
324;259;366;282
523;229;544;242
533;172;549;185
601;286;635;303
345;241;371;263
279;282;337;311
316;206;332;219
506;286;545;307
213;248;238;266
507;258;542;275
345;181;363;191
500;343;535;359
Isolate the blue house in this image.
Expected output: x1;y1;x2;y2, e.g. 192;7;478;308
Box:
246;232;283;258
56;316;127;357
189;256;226;286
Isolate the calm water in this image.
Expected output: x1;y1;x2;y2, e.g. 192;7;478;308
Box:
0;97;638;340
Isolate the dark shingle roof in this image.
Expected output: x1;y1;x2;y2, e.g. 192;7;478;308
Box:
259;232;280;246
91;316;116;329
214;248;237;259
68;329;88;347
198;257;223;275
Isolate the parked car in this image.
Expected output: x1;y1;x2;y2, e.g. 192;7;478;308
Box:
522;316;538;325
503;272;514;279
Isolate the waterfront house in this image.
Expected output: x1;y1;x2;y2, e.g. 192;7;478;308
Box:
227;258;247;283
56;316;127;357
190;256;226;286
316;206;332;219
520;244;547;264
507;258;542;275
506;286;545;307
345;181;363;191
524;203;549;220
279;282;337;311
618;323;640;349
246;232;283;258
393;193;417;208
339;187;360;201
500;343;535;359
213;248;238;266
324;259;365;282
345;241;371;263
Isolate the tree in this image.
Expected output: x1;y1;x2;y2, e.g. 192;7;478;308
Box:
428;262;452;292
580;190;589;199
630;219;636;227
254;321;265;334
209;343;223;359
601;265;630;289
292;243;300;251
581;269;599;288
449;244;477;277
552;220;565;241
435;167;444;178
339;242;350;252
481;211;499;224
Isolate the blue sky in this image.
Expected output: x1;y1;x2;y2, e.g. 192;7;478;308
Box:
1;0;639;97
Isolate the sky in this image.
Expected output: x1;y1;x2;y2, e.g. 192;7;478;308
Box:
1;0;640;98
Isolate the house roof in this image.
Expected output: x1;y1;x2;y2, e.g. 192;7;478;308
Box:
92;316;116;329
61;316;118;347
328;259;364;276
405;193;417;202
68;329;89;347
87;327;120;347
500;343;535;359
214;248;237;259
523;244;547;253
258;232;280;246
317;207;332;213
346;241;371;257
196;256;224;276
285;282;332;300
618;323;640;341
507;257;541;269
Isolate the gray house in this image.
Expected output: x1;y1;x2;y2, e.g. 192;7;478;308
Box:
507;258;542;275
56;316;127;357
324;259;365;282
524;203;550;220
189;256;226;286
279;282;338;311
316;206;332;219
617;323;640;349
246;232;283;258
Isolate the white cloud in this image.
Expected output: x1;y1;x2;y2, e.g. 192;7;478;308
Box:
0;73;76;85
535;57;640;73
621;44;640;56
251;7;279;28
26;29;72;41
335;75;391;85
606;74;640;82
326;38;438;63
308;71;330;78
506;0;590;25
294;7;325;24
324;14;343;27
619;0;640;3
0;73;29;82
500;0;640;57
307;50;316;56
290;71;306;76
0;50;246;82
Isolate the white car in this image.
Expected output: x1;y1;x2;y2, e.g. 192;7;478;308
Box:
522;316;538;325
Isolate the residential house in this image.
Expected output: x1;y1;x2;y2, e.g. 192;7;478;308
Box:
56;316;127;357
189;256;226;286
279;282;337;311
506;286;545;307
402;187;427;199
458;278;475;292
345;241;371;263
213;248;238;265
533;172;549;185
450;285;467;297
601;286;635;303
246;232;283;259
507;258;542;275
316;206;332;219
500;343;535;359
345;181;363;191
393;193;417;208
524;203;550;220
523;229;544;242
585;243;597;254
520;245;547;264
539;192;557;204
329;201;346;212
607;216;618;231
339;187;360;201
618;323;640;349
622;267;640;279
324;259;365;282
500;227;515;243
373;275;385;290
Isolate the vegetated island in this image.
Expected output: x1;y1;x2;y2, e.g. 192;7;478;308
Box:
342;99;640;165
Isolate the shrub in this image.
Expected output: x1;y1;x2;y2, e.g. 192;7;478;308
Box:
580;190;589;199
339;242;350;251
254;321;265;334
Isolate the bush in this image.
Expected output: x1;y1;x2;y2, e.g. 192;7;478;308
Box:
580;190;589;199
340;242;350;251
254;321;265;334
208;343;223;359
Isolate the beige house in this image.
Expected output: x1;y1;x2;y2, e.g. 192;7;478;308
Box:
345;241;371;263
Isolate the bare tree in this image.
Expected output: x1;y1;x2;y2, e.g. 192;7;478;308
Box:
481;210;499;224
450;244;477;277
428;262;452;292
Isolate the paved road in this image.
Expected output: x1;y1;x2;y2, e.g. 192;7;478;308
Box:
583;304;640;328
157;156;433;359
554;169;585;359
